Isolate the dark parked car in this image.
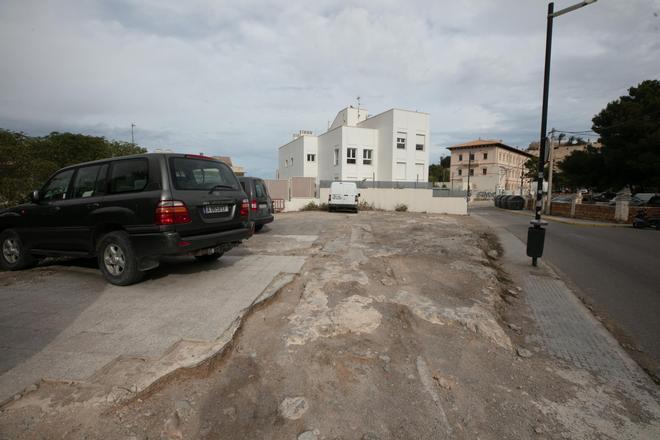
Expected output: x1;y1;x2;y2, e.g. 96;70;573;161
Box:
238;176;274;232
0;153;252;285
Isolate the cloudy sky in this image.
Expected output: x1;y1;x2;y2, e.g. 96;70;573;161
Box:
1;0;659;177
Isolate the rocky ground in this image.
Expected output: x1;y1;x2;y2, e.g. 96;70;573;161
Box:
0;211;658;439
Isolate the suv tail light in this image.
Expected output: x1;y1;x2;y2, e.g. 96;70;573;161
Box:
240;199;250;217
251;199;258;211
155;200;192;225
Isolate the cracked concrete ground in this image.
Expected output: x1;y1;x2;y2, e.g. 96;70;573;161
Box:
0;211;658;439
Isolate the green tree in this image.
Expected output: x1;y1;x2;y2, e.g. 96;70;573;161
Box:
591;79;660;192
0;129;147;207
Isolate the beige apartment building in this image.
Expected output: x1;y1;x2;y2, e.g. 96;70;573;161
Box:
526;140;601;171
448;139;533;195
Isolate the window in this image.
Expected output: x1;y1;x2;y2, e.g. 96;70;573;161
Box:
458;154;463;161
255;181;267;198
285;159;288;168
170;157;239;191
469;168;474;176
347;148;357;164
482;168;487;175
396;132;407;149
334;148;340;166
307;154;315;162
41;169;75;201
290;157;293;166
72;164;106;199
109;159;148;194
483;153;488;160
458;169;462;176
469;153;475;161
363;149;373;165
415;134;425;151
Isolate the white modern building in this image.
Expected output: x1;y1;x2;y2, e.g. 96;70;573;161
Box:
277;107;430;183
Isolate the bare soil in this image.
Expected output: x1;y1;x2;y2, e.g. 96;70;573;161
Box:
0;211;658;439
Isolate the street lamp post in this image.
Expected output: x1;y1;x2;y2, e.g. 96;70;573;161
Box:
527;0;599;266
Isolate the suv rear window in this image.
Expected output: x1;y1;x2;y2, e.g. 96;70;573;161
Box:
109;159;148;194
170;157;239;191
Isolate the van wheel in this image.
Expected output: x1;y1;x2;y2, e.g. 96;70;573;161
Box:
97;231;143;286
195;252;223;262
0;229;36;270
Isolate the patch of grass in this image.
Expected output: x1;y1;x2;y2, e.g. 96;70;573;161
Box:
394;203;408;212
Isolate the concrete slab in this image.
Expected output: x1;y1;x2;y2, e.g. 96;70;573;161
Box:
0;253;305;402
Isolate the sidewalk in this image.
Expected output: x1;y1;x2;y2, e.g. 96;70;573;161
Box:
476;212;660;437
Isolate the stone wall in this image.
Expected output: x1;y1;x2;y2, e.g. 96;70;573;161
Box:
627;206;660;223
574;203;616;222
550;203;571;217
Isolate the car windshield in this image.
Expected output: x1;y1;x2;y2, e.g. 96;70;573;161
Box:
170;157;239;191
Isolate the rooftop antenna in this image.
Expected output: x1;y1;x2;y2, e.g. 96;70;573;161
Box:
131;122;136;144
357;96;361;119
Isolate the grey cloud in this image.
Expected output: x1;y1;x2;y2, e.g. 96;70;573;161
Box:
1;0;658;177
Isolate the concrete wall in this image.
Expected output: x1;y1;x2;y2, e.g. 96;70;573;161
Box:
391;109;430;182
317;126;344;182
359;110;394;181
277;135;317;179
320;187;466;215
283;197;319;212
264;179;288;200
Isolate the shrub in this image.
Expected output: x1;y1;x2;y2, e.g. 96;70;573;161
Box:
319;202;329;211
394;203;408;212
300;201;319;211
358;200;374;211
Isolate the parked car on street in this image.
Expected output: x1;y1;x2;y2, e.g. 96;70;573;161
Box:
328;181;359;213
0;153;252;285
551;195;574;204
238;176;274;232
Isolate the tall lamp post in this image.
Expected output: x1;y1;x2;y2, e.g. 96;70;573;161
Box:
527;0;599;266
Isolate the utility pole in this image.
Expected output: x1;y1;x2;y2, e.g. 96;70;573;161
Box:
526;0;599;267
466;151;472;204
545;129;556;214
131;123;136;145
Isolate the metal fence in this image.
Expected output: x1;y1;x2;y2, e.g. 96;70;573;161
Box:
319;180;436;190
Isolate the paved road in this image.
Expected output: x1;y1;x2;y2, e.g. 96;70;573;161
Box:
0;229;307;402
473;206;660;378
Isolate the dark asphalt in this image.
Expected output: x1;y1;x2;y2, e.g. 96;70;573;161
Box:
473;206;660;378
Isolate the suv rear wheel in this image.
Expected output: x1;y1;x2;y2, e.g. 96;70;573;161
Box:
97;231;144;286
0;229;36;270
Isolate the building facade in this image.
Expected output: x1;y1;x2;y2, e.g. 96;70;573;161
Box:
448;139;533;194
277;107;430;183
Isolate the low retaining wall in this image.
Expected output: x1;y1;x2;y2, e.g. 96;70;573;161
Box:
550;203;571;217
319;188;467;215
282;197;319;212
547;202;660;223
628;206;660;222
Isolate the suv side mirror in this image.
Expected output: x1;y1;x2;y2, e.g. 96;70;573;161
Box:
30;190;40;202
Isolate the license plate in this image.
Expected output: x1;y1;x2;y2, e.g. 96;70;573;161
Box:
332;194;342;200
203;204;229;214
259;203;268;209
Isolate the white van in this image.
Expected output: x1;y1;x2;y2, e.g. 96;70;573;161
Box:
328;181;359;213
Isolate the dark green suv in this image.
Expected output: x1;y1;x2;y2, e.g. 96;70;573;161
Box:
238;177;274;232
0;153;252;285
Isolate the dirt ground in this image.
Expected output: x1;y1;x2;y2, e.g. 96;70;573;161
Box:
0;211;658;439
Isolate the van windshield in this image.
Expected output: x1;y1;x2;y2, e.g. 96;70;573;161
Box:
170;157;240;191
